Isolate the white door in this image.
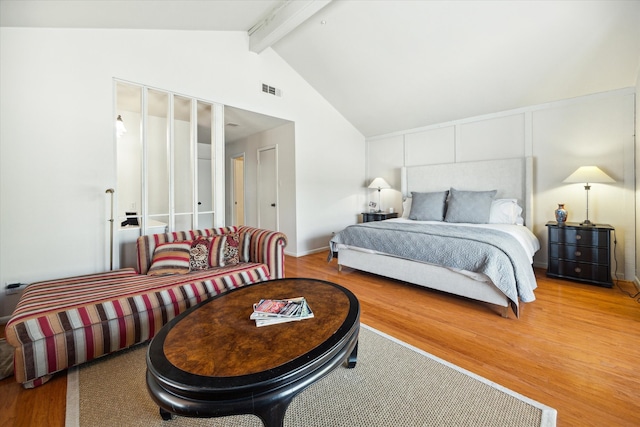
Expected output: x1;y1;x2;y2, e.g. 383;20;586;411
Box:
258;146;278;231
232;155;245;226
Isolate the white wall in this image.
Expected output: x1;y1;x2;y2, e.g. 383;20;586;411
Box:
366;88;636;279
0;28;365;319
636;69;640;289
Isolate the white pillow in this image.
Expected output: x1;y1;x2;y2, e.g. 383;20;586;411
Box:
489;199;523;224
402;197;412;218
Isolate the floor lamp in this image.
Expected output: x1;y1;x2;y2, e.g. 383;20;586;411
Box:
368;177;391;213
106;188;115;270
563;166;615;226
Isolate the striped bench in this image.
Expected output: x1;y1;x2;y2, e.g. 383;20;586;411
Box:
5;226;287;388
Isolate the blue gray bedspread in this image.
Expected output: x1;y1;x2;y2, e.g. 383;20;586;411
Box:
329;221;537;317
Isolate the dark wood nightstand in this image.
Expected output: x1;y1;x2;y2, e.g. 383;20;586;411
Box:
361;212;398;223
546;221;613;288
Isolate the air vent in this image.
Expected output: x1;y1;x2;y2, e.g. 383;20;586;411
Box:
262;83;282;97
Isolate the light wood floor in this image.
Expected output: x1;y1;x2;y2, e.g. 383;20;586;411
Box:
2;252;640;426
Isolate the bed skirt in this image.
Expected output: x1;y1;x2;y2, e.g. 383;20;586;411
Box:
337;248;510;315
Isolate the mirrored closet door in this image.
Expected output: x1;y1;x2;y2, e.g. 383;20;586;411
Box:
115;81;221;269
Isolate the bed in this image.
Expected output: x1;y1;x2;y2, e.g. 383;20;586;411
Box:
329;157;539;318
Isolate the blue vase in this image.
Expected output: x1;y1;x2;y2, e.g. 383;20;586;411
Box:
555;204;567;224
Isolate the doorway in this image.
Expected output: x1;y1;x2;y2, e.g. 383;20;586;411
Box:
223;106;291;230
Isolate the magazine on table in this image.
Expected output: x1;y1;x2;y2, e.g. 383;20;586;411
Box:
251;297;314;326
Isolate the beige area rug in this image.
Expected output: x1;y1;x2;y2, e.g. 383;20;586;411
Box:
65;325;556;427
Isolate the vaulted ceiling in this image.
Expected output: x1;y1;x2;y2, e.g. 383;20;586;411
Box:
2;0;640;138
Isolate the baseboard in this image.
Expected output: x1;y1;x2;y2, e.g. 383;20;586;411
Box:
533;261;546;270
287;246;330;258
634;276;640;292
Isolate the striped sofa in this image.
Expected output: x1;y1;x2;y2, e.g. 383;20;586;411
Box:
5;225;287;388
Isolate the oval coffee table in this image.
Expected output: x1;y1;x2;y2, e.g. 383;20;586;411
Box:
146;278;360;427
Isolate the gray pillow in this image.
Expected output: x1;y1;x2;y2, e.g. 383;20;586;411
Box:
445;188;497;223
408;191;448;221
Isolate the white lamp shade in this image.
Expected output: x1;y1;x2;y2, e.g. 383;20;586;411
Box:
368;177;391;190
563;166;615;184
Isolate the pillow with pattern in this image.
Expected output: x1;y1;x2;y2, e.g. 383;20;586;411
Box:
238;230;253;263
222;233;241;266
207;235;226;267
189;236;211;271
147;241;192;276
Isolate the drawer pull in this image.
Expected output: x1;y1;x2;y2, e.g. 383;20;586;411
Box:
574;267;582;273
576;235;582;240
575;251;582;257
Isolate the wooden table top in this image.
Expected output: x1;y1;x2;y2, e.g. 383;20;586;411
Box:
146;278;360;424
151;278;358;379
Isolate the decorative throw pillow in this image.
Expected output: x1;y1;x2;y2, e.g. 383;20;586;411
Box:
408;191;448;221
222;233;240;266
445;188;497;224
147;241;192;276
207;235;226;268
189;236;211;271
238;230;252;263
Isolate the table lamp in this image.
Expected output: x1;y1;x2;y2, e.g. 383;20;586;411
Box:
368;177;391;213
563;166;615;226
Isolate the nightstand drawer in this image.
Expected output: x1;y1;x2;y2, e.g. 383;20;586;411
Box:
548;243;608;264
548;227;609;247
548;259;612;285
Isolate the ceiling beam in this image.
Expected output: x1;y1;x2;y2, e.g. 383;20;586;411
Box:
249;0;331;53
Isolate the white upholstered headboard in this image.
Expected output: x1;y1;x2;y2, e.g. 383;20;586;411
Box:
401;157;534;231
